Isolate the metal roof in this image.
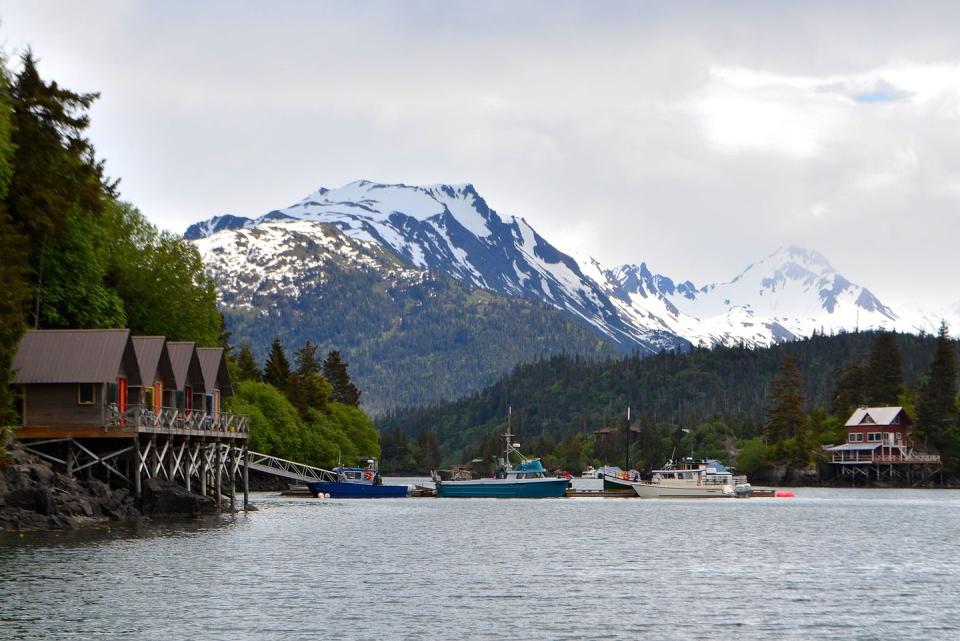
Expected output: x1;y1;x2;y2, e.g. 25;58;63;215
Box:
845;407;906;427
166;341;204;391
12;329;142;385
196;347;233;396
827;442;882;451
132;336;163;384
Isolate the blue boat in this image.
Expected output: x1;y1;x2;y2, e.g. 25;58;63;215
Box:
305;465;411;499
432;415;570;498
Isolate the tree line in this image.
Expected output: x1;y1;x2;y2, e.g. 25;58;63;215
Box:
0;51;223;428
382;329;960;479
0;48;379;469
229;338;379;468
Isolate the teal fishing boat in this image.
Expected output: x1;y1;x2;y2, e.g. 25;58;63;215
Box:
431;410;570;498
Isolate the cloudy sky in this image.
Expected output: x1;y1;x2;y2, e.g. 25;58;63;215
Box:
2;1;959;311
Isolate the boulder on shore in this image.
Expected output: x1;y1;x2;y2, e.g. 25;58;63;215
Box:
141;479;218;517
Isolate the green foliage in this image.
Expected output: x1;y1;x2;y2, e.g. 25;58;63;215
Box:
222;267;615;414
734;437;770;474
0;50;223;423
323;350;360;407
867;331;904;405
235;344;261;382
0;61;25;427
382;331;957;469
104;201;221;344
916;322;959;468
232;381;379;469
765;356;808;446
263;338;291;391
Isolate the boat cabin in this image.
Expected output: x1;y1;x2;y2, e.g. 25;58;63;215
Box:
12;329;142;430
502;459;549;479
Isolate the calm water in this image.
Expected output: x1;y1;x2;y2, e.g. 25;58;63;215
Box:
2;481;960;640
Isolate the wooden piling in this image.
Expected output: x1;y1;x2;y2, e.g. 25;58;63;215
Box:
243;447;250;511
229;446;236;512
215;441;222;512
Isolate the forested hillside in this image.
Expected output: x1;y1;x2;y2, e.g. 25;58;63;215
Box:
380;330;960;476
222;263;616;414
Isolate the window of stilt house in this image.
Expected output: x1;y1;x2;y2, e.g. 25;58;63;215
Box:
79;383;96;405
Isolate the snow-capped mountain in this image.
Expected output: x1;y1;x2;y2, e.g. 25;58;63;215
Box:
188;180;940;354
191;180;686;353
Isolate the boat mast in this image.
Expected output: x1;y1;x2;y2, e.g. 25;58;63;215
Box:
624;406;631;472
504;405;513;467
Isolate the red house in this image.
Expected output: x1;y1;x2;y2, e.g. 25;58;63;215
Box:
828;406;939;465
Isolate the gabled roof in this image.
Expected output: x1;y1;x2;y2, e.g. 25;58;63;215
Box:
12;329;142;385
196;347;233;397
131;336;176;387
166;341;205;391
845;407;910;428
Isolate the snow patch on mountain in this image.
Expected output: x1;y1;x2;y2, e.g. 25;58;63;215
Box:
189;181;945;353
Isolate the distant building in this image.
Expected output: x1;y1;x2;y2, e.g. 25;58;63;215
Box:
593;425;641;445
826;406;940;470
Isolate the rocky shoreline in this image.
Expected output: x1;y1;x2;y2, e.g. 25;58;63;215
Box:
0;444;221;531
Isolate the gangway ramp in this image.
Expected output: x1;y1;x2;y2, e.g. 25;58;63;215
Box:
246;451;339;483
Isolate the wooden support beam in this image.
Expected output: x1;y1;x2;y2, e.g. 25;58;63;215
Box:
215;440;223;512
243;445;249;511
229;446;236;512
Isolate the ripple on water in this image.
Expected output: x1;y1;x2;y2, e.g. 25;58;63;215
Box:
2;488;960;640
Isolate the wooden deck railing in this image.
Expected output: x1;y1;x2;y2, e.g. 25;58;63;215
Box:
831;452;941;464
106;404;249;435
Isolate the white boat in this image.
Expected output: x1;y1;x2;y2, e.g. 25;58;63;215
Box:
581;466;598;478
632;459;746;499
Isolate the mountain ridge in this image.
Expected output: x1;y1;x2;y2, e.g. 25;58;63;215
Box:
187;180;957;409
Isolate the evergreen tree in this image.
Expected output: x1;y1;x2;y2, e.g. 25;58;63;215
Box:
263;338;291;391
0;61;25;426
916;322;958;452
235;344;261;382
765;356;808;445
295;340;321;377
867;331;903;405
7;52;120;329
416;427;441;472
832;362;868;418
324;350;361;407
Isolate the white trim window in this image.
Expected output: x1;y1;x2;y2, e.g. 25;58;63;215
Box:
849;432;864;442
867;432;883;442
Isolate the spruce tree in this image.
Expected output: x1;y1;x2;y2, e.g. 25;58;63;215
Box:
0;62;25;426
765;356;808;445
867;331;903;405
916;322;958;452
832;362;868;418
263;338;291;391
323;350;361;407
8;51;120;329
235;344;261;382
295;340;321;378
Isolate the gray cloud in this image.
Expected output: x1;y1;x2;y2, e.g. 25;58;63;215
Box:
1;1;959;310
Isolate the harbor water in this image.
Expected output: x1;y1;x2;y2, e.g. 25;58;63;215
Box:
2;483;960;640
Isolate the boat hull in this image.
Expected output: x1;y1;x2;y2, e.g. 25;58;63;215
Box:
602;474;639;492
632;482;732;499
306;481;410;499
435;478;570;498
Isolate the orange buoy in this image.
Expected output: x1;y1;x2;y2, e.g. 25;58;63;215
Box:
775;490;795;498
